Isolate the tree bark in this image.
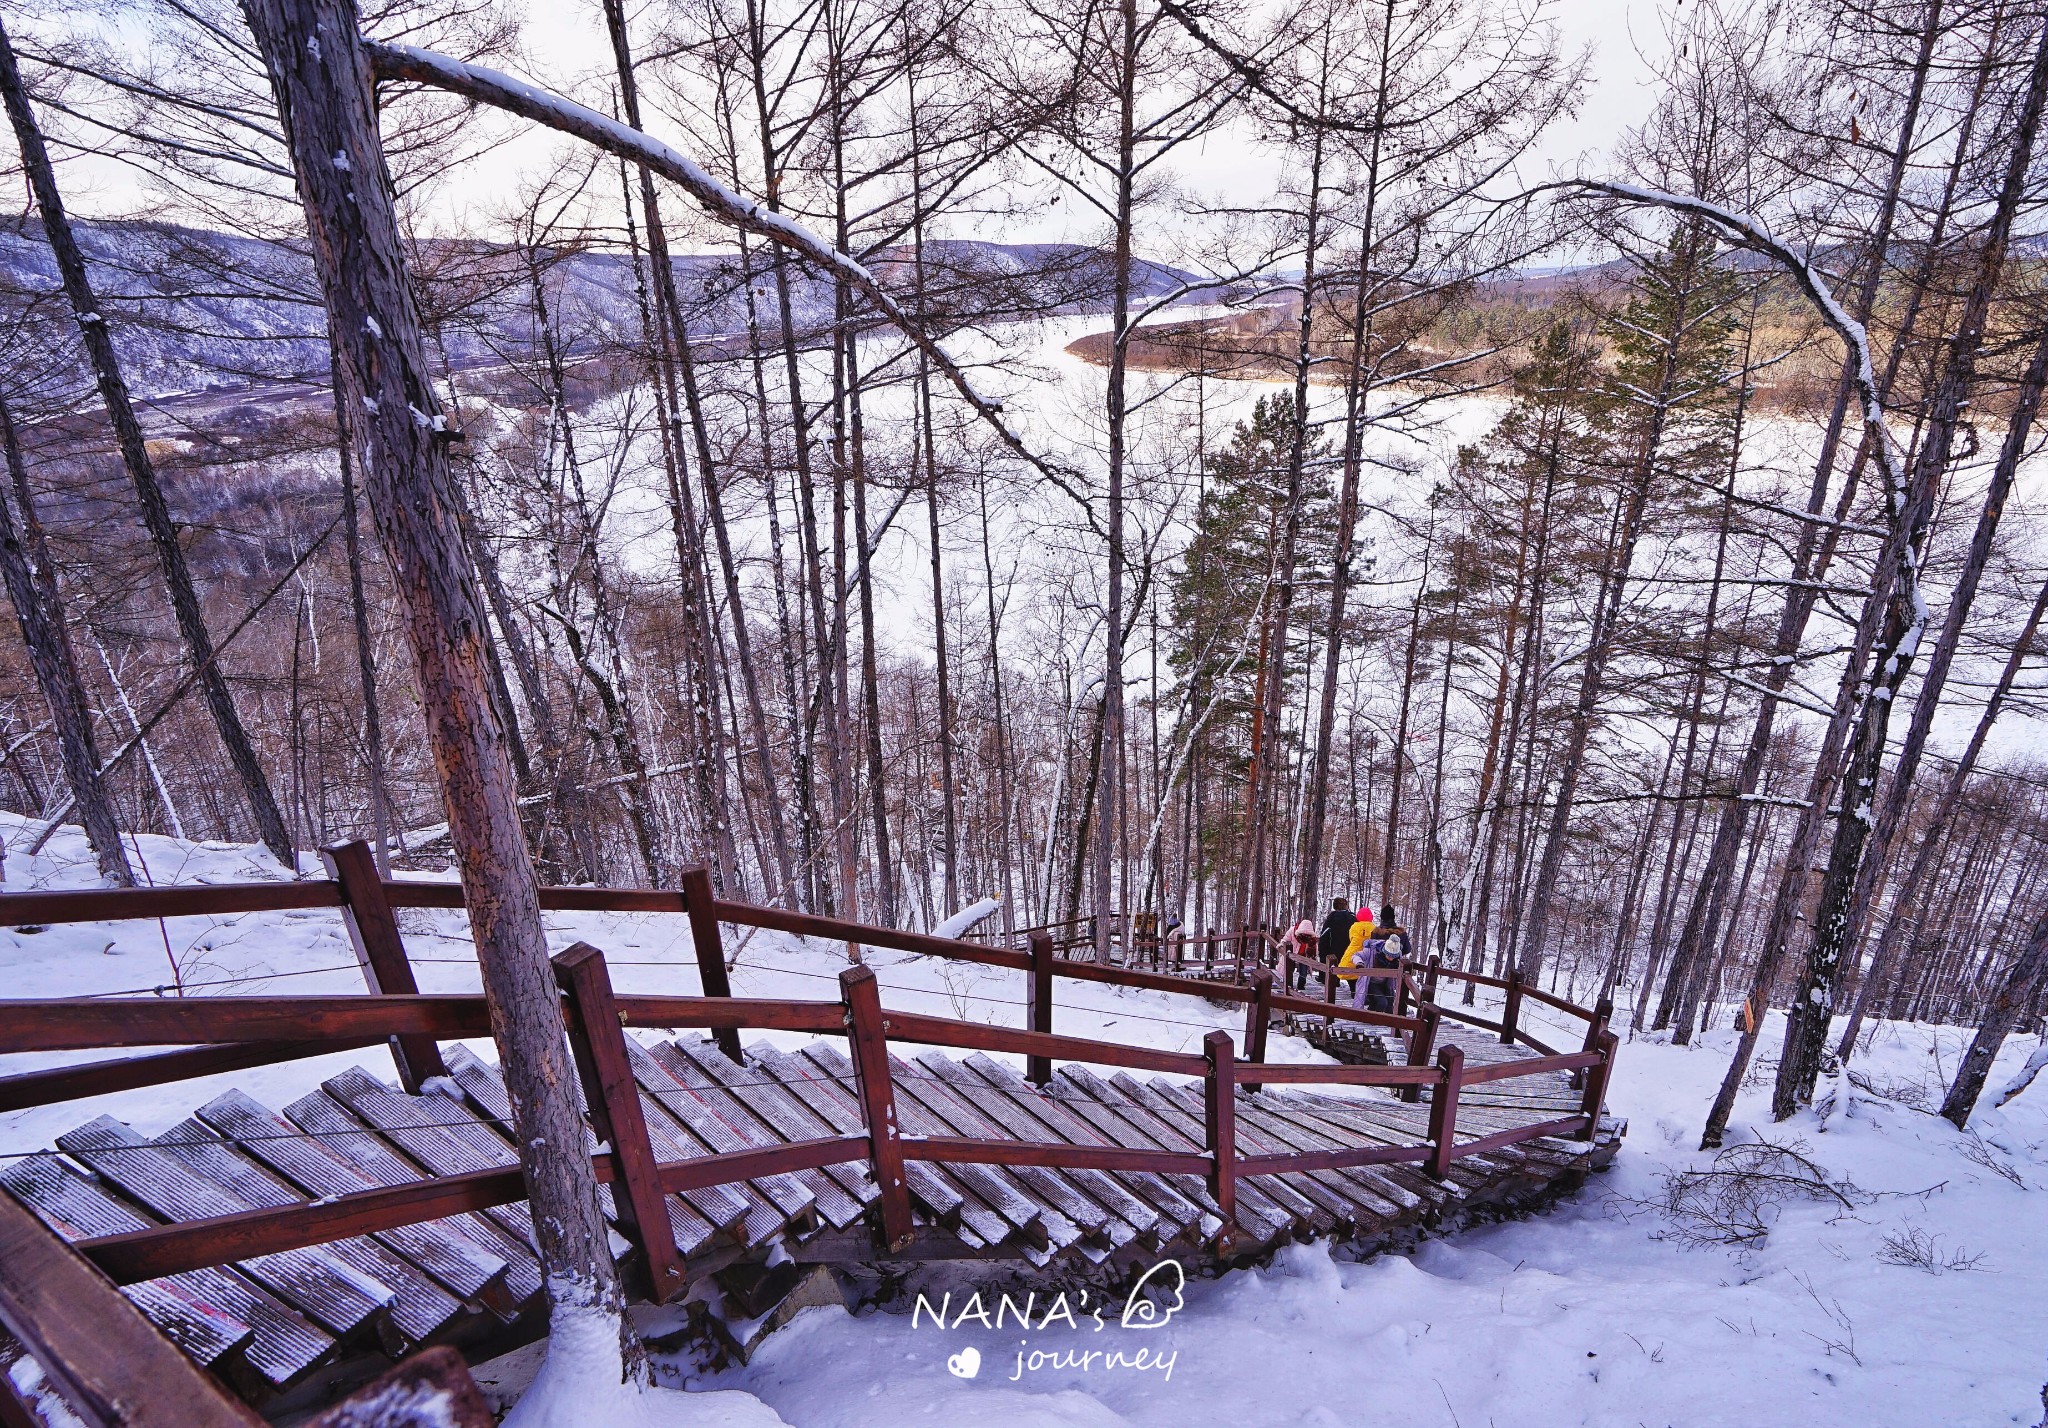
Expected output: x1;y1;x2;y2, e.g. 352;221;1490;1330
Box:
1831;324;2048;1061
242;0;632;1361
0;392;133;884
1941;905;2048;1128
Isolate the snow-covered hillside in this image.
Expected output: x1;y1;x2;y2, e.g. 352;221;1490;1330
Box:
0;219;1211;402
4;817;2046;1427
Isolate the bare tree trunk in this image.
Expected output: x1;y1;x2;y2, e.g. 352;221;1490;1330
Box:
1777;19;2048;1116
1831;325;2048;1061
0;392;132;884
1517;236;1701;980
606;0;789;899
1697;0;1951;1148
979;470;1018;933
1840;570;2048;1055
925;414;958;915
243;0;633;1369
1379;515;1429;907
1092;0;1140;962
1941;905;2048;1127
0;22;292;867
329;348;394;875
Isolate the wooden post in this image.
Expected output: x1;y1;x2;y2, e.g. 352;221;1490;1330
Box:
681;866;740;1063
1501;967;1523;1046
1395;960;1411;1018
323;839;446;1092
553;943;688;1299
1241;969;1273;1093
1423;953;1441;1002
1577;1029;1618;1142
1428;1043;1464;1179
1203;1030;1236;1244
841;965;914;1251
1402;1005;1440;1105
1574;996;1613;1091
1026;931;1055;1087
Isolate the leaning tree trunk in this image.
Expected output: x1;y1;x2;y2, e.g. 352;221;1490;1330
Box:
241;0;632;1368
0;22;293;867
1838;572;2048;1057
1776;18;2048;1117
1831;324;2048;1062
1941;905;2048;1128
0;393;133;884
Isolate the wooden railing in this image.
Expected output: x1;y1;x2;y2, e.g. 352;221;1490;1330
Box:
0;843;1618;1301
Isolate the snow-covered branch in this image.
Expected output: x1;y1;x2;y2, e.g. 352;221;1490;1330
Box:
365;42;1095;508
1537;180;1904;498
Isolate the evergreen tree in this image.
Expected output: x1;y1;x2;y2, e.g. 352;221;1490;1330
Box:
1168;393;1337;898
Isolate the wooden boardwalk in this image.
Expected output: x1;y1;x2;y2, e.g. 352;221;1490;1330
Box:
0;859;1625;1416
3;1022;1620;1400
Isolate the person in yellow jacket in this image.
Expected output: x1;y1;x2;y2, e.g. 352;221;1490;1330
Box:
1335;908;1376;985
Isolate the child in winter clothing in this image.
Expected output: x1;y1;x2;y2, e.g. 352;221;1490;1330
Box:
1335;909;1377;989
1356;905;1406;1013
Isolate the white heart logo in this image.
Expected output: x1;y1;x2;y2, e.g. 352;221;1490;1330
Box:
947;1347;981;1380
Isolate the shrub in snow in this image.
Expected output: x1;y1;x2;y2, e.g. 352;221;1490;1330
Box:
1626;1139;1859;1248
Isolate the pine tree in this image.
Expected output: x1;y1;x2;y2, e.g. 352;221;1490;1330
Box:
1168;393;1335;917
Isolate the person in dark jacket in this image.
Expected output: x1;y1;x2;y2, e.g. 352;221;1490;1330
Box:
1376;905;1408;964
1318;898;1354;964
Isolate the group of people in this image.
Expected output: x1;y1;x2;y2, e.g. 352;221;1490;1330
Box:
1301;898;1410;1013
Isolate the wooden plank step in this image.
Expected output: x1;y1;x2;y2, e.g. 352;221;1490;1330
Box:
801;1044;1054;1254
1100;1073;1307;1242
0;1161;254;1377
196;1088;514;1316
1230;1097;1408;1220
665;1039;868;1231
889;1053;1119;1248
55;1117;394;1343
151;1119;463;1351
0;1187;265;1428
877;1051;1083;1253
1257;1093;1431;1213
1146;1085;1356;1233
1044;1067;1225;1243
1056;1066;1282;1244
0;1153;330;1388
280;1090;544;1309
637;1041;826;1231
1131;1077;1337;1232
950;1048;1179;1245
747;1045;1002;1251
620;1043;789;1250
320;1068;632;1265
442;1043;736;1253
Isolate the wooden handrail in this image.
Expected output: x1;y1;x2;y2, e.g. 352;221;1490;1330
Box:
1457;1050;1604;1086
0;872;1621;1282
0;994;493;1053
1230;1061;1438;1087
876;1009;1208;1077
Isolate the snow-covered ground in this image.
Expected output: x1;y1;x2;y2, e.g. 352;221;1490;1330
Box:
5;817;2047;1426
691;1017;2048;1428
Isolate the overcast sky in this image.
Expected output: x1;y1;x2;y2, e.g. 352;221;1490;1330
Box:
440;0;1667;252
53;0;1667;250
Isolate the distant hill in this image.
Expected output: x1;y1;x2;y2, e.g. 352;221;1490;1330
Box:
0;219;1211;404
